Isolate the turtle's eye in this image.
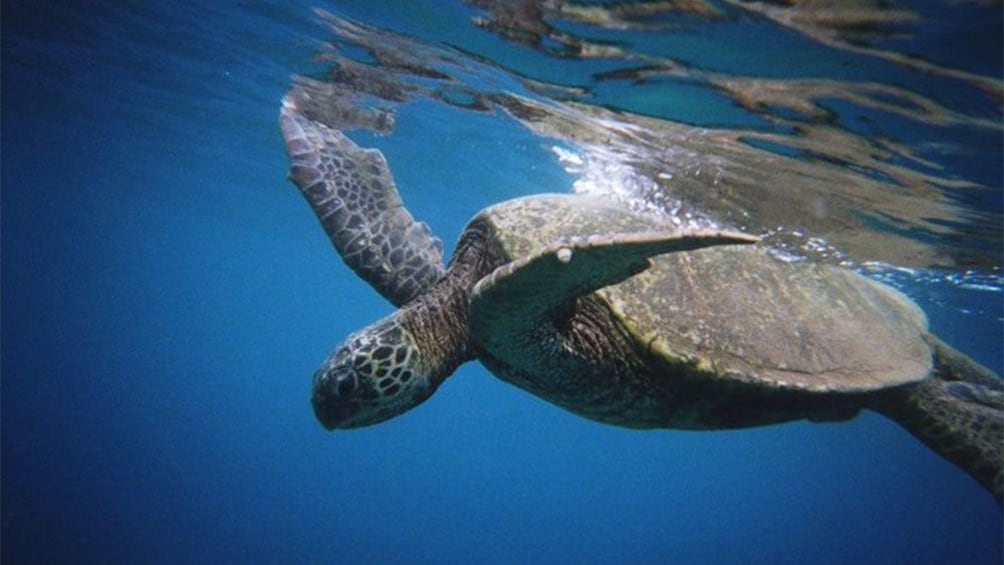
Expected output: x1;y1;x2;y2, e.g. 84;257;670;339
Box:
317;364;356;401
335;372;356;397
311;358;362;430
316;339;374;398
310;342;361;425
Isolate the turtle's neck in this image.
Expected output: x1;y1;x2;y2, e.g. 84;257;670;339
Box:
396;218;506;383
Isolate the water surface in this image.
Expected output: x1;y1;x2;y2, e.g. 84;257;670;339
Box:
2;1;1001;563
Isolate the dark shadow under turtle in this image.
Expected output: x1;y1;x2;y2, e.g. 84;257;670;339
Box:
279;100;1003;503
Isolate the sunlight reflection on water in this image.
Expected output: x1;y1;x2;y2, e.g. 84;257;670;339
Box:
288;2;1001;297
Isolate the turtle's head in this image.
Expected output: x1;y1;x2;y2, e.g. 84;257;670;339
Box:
312;317;440;429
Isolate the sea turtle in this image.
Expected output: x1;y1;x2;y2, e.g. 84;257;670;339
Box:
279;102;1003;502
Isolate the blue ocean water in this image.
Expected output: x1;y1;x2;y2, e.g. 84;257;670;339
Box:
2;1;1001;563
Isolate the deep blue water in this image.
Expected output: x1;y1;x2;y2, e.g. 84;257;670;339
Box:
2;1;1002;563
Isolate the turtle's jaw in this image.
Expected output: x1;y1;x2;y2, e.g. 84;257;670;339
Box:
311;395;360;430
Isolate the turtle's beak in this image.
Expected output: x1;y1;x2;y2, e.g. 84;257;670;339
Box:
311;395;358;430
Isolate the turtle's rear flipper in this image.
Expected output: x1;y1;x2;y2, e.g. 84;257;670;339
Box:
280;101;445;307
875;339;1003;504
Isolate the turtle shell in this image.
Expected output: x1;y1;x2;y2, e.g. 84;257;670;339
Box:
480;194;931;393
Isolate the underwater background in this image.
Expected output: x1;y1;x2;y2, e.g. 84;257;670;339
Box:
2;1;1001;563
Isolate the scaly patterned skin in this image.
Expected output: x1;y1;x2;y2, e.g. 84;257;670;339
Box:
311;317;429;429
280;104;1003;503
875;339;1004;501
280;100;444;307
310;214;498;429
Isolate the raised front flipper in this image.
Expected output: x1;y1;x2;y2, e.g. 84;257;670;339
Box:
470;230;758;360
280;101;445;306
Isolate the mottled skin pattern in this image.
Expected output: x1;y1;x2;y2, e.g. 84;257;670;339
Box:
307;215;495;429
280;105;443;307
311;317;427;429
280;102;1003;502
875;340;1004;499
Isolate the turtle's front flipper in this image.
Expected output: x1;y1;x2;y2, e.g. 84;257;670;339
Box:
874;340;1003;504
280;101;445;307
470;230;757;361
